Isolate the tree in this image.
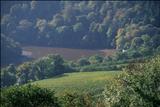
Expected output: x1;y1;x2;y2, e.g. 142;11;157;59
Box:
1;1;160;52
156;46;160;54
48;13;64;28
1;65;17;87
2;54;72;86
49;54;65;75
151;34;160;48
106;27;113;38
77;58;90;66
87;12;97;21
104;55;160;107
115;28;126;49
73;22;83;32
113;51;128;60
127;49;142;58
89;55;103;64
6;64;17;75
35;19;47;32
31;54;66;79
1;34;22;66
131;37;143;49
17;62;33;85
141;34;151;46
103;56;112;63
139;46;152;56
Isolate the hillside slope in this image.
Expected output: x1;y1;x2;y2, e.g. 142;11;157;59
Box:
1;1;160;50
32;71;120;96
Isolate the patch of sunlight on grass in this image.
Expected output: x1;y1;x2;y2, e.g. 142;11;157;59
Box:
32;71;121;96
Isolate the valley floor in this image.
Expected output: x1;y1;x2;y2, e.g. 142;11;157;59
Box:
22;46;116;61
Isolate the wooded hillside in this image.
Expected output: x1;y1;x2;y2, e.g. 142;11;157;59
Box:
1;1;160;49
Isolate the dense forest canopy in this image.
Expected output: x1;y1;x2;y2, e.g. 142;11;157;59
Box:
1;1;160;49
1;34;22;66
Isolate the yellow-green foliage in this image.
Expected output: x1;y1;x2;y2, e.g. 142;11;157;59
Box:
104;55;160;107
32;71;121;96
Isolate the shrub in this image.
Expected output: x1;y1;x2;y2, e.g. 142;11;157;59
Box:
103;55;160;107
1;64;17;87
1;84;59;107
59;92;93;107
113;51;128;60
77;58;90;66
89;55;103;64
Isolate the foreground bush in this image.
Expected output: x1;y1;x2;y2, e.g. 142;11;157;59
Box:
104;55;160;107
59;92;93;107
59;92;106;107
1;85;59;107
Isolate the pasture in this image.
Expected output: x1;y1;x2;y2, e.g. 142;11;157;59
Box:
32;71;121;96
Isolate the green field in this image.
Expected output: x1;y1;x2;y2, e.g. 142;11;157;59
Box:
32;71;121;96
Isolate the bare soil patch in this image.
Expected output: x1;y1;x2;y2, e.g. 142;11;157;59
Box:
22;46;116;61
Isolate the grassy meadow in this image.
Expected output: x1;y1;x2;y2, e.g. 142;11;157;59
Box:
32;71;121;96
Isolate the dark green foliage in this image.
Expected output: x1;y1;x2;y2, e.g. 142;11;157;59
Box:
127;50;142;58
1;54;73;87
112;51;128;60
104;55;160;107
103;56;113;63
1;64;17;87
1;34;22;66
89;55;103;64
16;54;72;85
1;1;160;50
1;52;153;87
1;84;59;107
116;24;160;52
78;64;120;72
59;92;93;107
77;58;90;66
139;46;152;56
156;46;160;53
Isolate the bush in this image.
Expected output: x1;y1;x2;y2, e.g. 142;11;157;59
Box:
59;92;93;107
104;55;160;107
139;46;152;56
103;56;112;63
79;64;120;72
89;55;103;64
77;58;90;66
1;64;17;87
1;84;59;107
127;49;142;58
113;51;128;60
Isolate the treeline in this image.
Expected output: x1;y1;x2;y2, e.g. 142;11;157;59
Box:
1;54;73;87
1;50;155;88
1;54;114;87
1;55;160;107
1;1;160;49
